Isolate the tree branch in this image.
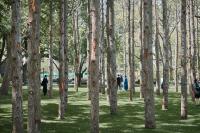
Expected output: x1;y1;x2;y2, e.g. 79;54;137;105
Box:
53;60;59;71
195;15;200;18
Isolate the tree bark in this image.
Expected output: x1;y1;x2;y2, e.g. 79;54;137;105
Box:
64;0;68;110
169;41;174;81
89;0;100;132
131;0;135;94
0;60;10;95
27;0;41;132
73;10;80;92
0;35;10;96
155;0;161;96
140;0;144;99
180;0;188;119
87;0;92;100
143;0;156;128
22;37;28;85
128;0;133;101
122;3;127;77
191;0;197;80
106;0;117;114
197;16;200;79
0;34;6;63
175;4;179;92
58;0;67;120
188;0;195;102
162;0;170;110
11;1;24;132
48;0;53;98
99;0;106;94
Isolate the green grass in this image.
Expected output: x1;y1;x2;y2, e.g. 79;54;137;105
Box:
0;85;200;133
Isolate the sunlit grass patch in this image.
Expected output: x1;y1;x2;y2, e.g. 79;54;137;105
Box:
0;85;200;133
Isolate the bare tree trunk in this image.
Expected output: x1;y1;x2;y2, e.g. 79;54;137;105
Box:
191;0;197;80
106;0;117;114
100;0;106;94
87;0;92;100
0;60;10;95
140;0;144;99
132;0;135;94
102;0;106;94
0;34;6;63
58;0;66;120
27;0;41;132
175;4;179;92
162;0;169;110
155;0;161;95
48;0;53;98
128;0;133;101
169;42;174;81
122;3;127;77
180;0;188;119
73;10;80;92
188;0;195;101
197;13;200;78
198;17;200;78
22;37;28;85
11;1;24;132
0;35;10;96
64;0;68;110
89;0;100;132
143;0;156;129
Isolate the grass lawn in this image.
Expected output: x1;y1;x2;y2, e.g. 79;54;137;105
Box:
0;85;200;133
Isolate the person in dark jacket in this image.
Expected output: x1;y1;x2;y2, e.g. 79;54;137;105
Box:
117;75;121;90
124;76;128;91
193;79;200;104
41;75;48;96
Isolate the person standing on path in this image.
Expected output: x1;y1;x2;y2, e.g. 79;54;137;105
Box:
41;75;48;96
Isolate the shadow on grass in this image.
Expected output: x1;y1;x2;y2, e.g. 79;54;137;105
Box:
41;103;90;133
0;87;200;133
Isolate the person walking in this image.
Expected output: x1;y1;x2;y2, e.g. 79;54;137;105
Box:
117;75;121;90
193;79;200;105
41;75;48;96
124;76;128;91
